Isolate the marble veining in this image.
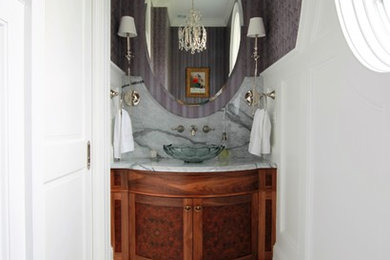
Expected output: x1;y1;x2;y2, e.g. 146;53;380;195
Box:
111;157;276;172
114;76;271;161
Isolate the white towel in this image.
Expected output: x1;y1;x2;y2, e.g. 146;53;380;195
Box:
113;109;134;159
248;108;271;156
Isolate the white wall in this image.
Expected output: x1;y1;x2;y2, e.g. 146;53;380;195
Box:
263;0;390;259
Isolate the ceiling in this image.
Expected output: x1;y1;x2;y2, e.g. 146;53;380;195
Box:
150;0;237;26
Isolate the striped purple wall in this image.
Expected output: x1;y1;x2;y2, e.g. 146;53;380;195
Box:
168;27;229;104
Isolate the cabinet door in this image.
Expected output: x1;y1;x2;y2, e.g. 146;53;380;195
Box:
111;192;129;260
193;194;258;260
130;194;193;260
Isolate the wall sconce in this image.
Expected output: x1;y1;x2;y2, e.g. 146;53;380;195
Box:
245;17;266;107
118;16;140;106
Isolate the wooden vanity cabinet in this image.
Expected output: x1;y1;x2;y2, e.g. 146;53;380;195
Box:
111;168;277;260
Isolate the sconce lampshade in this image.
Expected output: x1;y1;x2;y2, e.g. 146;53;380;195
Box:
247;17;266;38
118;16;137;38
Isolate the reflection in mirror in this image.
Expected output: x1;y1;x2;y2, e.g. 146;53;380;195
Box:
145;0;243;105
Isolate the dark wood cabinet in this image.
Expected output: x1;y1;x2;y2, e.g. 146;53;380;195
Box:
192;195;258;260
111;168;276;260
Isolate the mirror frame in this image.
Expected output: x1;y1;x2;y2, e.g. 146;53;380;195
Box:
128;0;259;118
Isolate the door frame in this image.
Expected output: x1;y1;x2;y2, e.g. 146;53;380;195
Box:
1;1;26;259
90;0;112;259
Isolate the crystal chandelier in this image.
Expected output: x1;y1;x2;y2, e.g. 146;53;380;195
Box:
178;0;207;54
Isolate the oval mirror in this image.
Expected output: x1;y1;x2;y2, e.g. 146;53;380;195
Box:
144;0;244;105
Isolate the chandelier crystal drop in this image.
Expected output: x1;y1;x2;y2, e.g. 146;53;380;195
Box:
178;0;207;54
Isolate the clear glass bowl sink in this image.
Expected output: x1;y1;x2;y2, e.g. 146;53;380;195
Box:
163;144;225;163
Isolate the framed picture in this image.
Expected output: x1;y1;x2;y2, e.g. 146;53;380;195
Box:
186;67;210;98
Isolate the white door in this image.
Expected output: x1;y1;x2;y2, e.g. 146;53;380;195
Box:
0;1;26;260
32;0;93;259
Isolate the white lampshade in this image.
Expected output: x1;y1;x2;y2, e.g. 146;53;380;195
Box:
118;16;137;38
247;17;266;38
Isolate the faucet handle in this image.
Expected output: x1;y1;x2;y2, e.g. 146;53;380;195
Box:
190;125;198;136
172;125;185;133
202;125;215;133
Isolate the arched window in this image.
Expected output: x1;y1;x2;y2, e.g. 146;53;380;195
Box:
335;0;390;72
229;2;242;75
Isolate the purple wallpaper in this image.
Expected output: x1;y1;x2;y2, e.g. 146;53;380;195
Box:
111;0;302;118
169;27;229;103
261;0;302;70
151;7;171;89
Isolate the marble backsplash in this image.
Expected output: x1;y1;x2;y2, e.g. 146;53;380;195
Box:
112;74;273;161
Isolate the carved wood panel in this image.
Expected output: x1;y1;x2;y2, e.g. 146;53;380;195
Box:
130;194;192;260
193;195;258;260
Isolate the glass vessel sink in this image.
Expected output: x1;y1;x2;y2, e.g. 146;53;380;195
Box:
163;144;225;163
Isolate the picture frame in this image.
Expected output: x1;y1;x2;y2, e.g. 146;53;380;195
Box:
186;67;210;98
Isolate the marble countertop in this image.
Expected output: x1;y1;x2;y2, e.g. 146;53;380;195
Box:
111;157;277;172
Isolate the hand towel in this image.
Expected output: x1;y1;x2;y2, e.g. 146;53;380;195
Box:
113;109;134;159
248;108;271;156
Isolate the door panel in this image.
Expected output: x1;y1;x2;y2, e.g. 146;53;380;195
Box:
43;141;86;182
44;0;90;137
45;174;88;259
41;0;92;259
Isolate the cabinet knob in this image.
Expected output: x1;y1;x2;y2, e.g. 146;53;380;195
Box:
194;206;202;212
184;205;192;211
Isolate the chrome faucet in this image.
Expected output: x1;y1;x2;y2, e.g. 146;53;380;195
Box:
190;125;198;136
